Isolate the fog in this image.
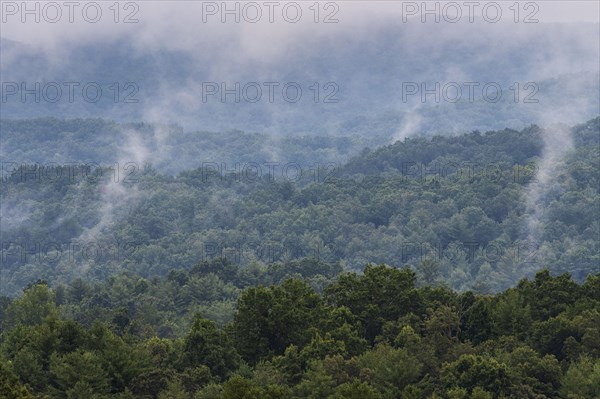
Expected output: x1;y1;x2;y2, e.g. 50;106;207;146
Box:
1;1;599;291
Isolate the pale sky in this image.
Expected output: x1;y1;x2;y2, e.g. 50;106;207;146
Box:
1;0;598;48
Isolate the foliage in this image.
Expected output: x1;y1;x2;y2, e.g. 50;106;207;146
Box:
0;268;597;398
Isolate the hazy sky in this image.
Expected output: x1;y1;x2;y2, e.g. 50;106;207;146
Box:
2;1;598;48
2;0;598;132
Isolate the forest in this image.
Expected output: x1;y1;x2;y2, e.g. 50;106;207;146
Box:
1;117;598;296
0;265;598;398
0;116;598;398
2;3;599;397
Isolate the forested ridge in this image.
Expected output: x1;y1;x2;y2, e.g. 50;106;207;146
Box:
1;118;598;295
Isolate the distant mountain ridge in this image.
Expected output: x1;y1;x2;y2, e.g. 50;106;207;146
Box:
1;19;598;138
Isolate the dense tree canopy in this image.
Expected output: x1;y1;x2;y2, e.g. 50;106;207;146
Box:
1;117;598;397
0;267;598;398
1;118;598;297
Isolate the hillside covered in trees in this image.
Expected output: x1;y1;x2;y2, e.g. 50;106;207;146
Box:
0;116;598;398
1;117;598;297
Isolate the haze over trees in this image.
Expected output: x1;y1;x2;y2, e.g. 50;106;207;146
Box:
1;117;598;297
0;116;598;397
1;2;599;397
